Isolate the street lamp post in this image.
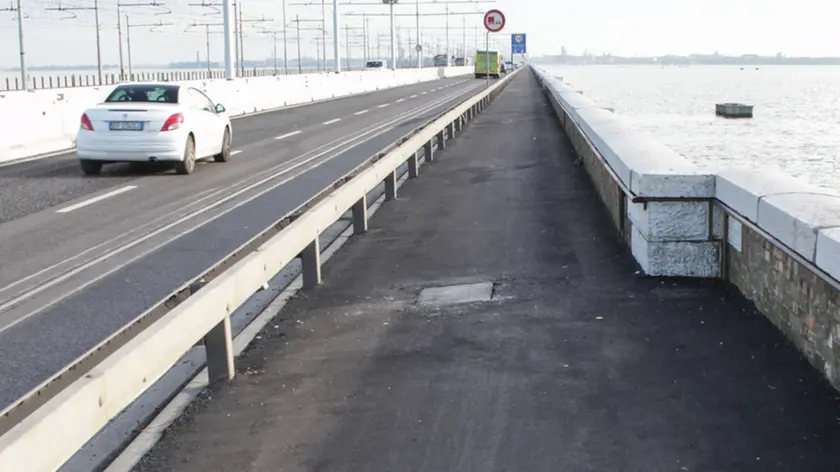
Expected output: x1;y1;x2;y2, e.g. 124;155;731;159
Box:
382;0;398;70
415;0;420;68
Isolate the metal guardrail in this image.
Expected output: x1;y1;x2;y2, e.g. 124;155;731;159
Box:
0;69;519;471
1;66;469;92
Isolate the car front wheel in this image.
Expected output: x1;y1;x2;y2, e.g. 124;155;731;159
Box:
175;136;196;175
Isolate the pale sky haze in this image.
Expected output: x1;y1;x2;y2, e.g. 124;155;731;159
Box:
0;0;836;69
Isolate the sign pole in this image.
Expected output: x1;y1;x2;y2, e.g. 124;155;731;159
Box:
485;31;489;89
482;9;505;88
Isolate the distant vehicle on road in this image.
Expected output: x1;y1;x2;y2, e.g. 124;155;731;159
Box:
76;83;232;176
454;57;471;66
365;60;386;70
474;50;502;79
433;54;450;67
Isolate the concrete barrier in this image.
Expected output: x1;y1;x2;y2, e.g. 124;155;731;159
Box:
0;69;517;472
0;67;473;164
534;67;717;277
533;66;840;392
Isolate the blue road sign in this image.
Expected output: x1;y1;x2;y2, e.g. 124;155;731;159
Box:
511;33;526;54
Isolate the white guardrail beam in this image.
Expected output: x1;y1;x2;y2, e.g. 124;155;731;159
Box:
0;69;519;471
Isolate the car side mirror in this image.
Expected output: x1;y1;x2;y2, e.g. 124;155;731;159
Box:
215;103;226;113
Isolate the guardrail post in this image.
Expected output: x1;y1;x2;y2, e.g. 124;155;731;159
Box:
437;130;446;150
352;195;368;234
408;151;420;178
301;238;321;289
385;170;398;201
447;121;456;139
424;140;434;163
205;316;235;382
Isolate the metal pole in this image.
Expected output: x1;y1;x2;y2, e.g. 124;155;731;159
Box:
15;0;27;90
233;1;240;73
462;14;466;63
321;0;326;70
117;6;124;80
389;2;396;69
444;5;449;66
415;0;420;68
93;0;103;85
345;23;350;69
296;15;302;73
223;0;235;78
332;0;341;72
282;0;288;74
239;3;245;76
126;14;133;79
485;31;489;89
206;24;211;73
362;13;367;63
273;31;278;74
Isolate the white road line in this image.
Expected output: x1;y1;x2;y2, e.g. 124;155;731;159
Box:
322;118;341;125
410;94;418;98
354;109;369;115
396;98;405;103
56;186;137;214
421;91;428;95
377;103;389;108
274;130;302;140
230;150;243;156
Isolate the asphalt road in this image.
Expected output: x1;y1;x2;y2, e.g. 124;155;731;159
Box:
0;74;487;412
134;71;840;472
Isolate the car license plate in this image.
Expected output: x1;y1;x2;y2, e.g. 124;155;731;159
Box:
109;121;143;131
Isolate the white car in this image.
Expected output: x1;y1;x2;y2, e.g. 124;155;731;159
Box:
76;83;232;175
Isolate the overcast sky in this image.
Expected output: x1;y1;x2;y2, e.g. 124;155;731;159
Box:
0;0;836;69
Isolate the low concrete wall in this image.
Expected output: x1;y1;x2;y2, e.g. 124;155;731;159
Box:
533;66;840;391
534;68;718;277
0;67;473;163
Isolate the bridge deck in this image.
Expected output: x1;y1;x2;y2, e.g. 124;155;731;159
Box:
134;71;840;472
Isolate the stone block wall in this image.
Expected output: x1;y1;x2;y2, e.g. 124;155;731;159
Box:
726;218;840;388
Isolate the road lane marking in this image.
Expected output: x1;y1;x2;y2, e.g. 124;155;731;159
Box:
274;130;302;140
410;94;418;98
231;150;243;156
56;186;137;214
377;104;389;108
396;98;405;103
354;109;369;115
323;118;341;125
421;91;428;95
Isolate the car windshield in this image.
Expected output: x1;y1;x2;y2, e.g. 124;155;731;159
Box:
104;85;179;103
365;61;384;68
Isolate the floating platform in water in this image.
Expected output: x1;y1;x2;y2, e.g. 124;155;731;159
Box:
716;103;753;118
